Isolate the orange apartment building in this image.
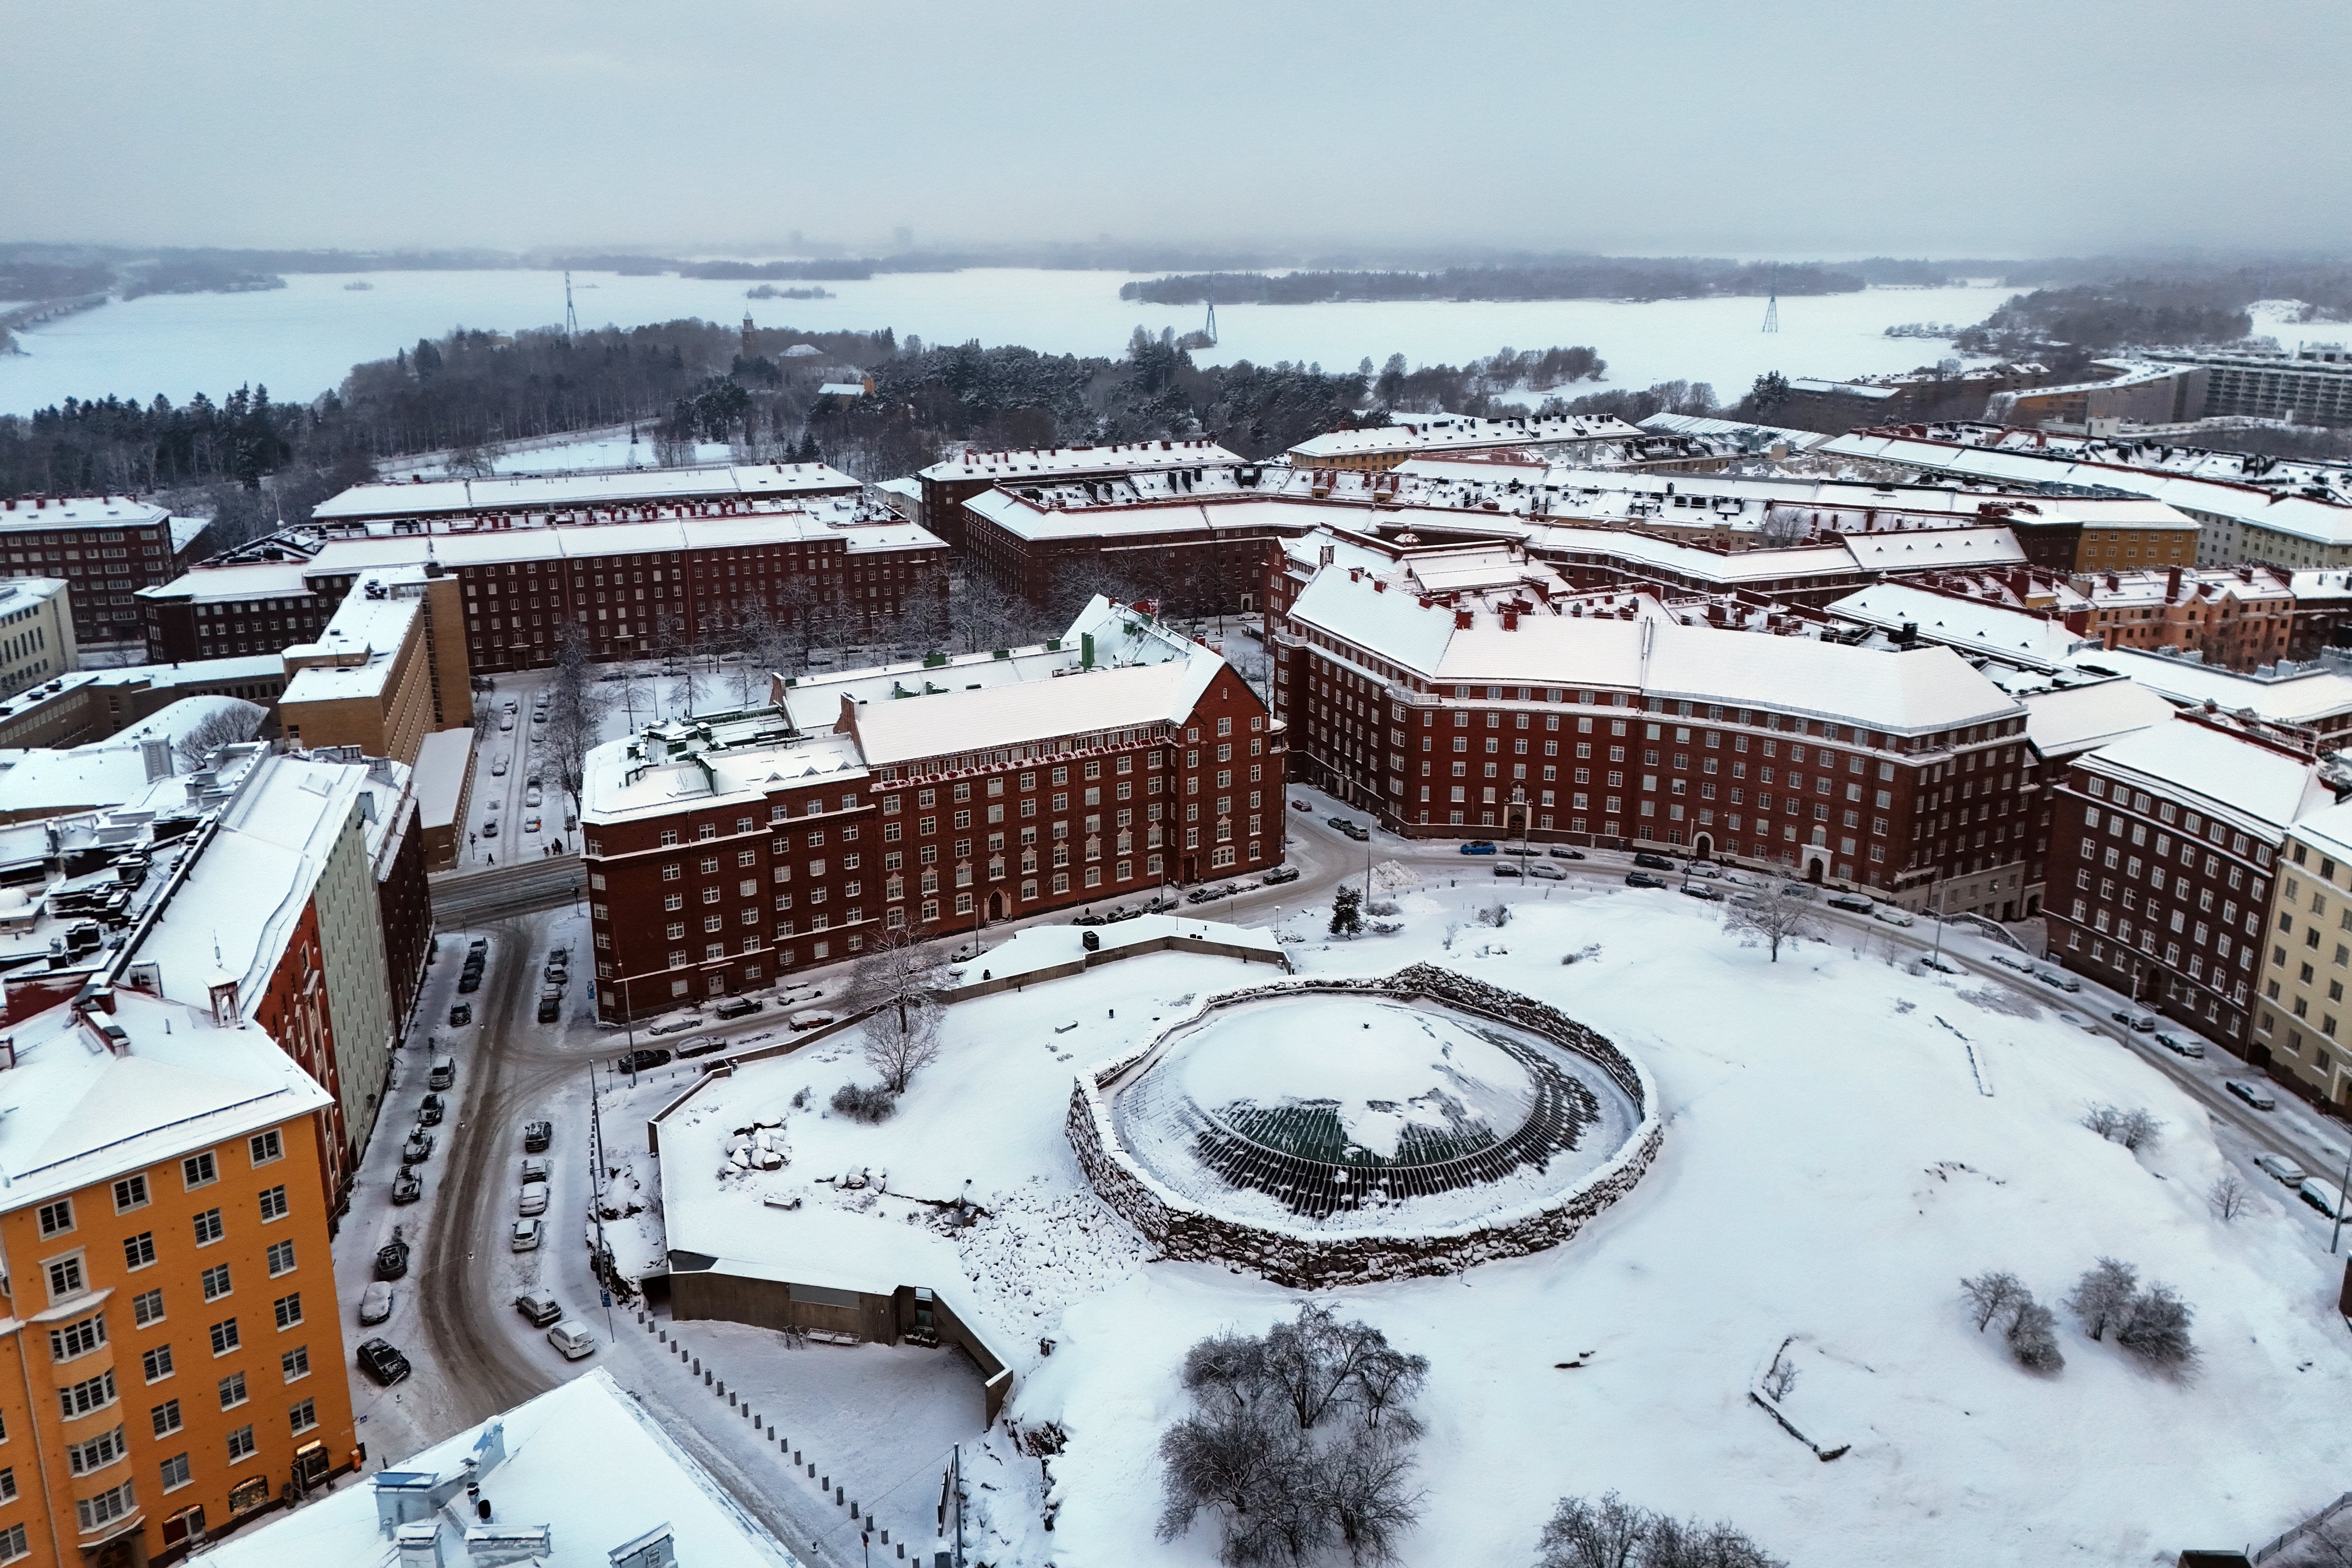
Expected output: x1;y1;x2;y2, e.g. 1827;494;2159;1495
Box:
0;985;353;1568
2065;565;2295;671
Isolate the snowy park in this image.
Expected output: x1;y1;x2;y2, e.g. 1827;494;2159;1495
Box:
612;871;2352;1567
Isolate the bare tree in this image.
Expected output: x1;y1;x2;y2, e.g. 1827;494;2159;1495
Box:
2208;1173;2252;1222
172;701;265;769
1538;1495;1784;1568
1960;1271;2027;1332
1756;504;1810;548
2115;1281;2195;1369
853;928;946;1093
1720;885;1827;962
540;625;611;818
2082;1104;2164;1152
443;438;502;478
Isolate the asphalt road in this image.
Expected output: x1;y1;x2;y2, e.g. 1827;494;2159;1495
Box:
429;857;585;926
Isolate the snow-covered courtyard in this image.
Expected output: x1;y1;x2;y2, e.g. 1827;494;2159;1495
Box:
615;870;2352;1567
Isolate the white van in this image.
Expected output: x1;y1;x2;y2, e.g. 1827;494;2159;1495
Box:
547;1320;596;1360
517;1181;549;1217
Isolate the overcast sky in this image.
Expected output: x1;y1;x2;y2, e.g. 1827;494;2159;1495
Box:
9;0;2345;260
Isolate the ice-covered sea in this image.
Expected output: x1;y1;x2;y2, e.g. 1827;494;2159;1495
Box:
0;268;2020;415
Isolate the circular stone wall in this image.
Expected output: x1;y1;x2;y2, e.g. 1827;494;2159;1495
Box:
1067;964;1663;1288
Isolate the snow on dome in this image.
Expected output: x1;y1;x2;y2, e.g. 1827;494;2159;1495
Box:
1104;991;1641;1233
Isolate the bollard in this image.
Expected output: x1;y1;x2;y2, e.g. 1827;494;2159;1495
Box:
717;1380;726;1397
850;1502;859;1520
704;1369;712;1387
834;1487;844;1507
880;1530;889;1545
692;1357;700;1375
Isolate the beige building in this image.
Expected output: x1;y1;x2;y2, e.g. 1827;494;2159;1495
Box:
277;565;469;767
0;576;76;698
2259;804;2352;1110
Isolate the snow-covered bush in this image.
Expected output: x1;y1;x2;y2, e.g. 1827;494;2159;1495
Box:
1535;1491;1786;1568
2081;1104;2163;1152
829;1082;896;1123
1476;903;1511;928
2065;1258;2138;1341
1158;1304;1427;1565
2005;1299;2064;1374
2065;1259;2195;1369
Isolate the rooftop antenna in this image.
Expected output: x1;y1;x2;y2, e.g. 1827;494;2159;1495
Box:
564;271;579;338
1762;265;1779;334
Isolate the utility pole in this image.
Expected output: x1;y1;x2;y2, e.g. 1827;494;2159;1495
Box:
1930;876;1947;966
2334;1138;2352;1256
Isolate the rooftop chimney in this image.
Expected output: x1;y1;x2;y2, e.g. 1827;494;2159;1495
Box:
395;1523;444;1568
1454;609;1475;630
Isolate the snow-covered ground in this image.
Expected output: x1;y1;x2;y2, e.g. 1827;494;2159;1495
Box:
613;871;2352;1567
0;268;2021;414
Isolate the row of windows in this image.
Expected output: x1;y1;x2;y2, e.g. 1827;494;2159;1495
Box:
39;1133;284;1238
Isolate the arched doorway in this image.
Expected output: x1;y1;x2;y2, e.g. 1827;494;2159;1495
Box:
1692;833;1713;861
1804;853;1827;883
987;891;1004;922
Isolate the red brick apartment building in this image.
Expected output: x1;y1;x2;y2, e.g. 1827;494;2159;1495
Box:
2045;713;2342;1056
138;465;945;674
0;495;211;648
1268;541;2039;919
914;440;1236;547
580;599;1280;1018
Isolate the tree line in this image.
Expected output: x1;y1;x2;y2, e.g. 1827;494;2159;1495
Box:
1121;260;1870;306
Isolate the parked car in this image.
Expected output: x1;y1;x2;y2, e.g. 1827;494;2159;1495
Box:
391;1167;423;1204
1683;863;1721;880
521;1156;551;1184
1680;883;1724;901
515;1291;562;1328
1548;846;1586;860
498;715;514;732
401;1128;435;1164
1491;862;1523;878
2298;1178;2352;1223
2255;1152;2307;1186
448;1002;472;1027
713;996;761;1020
359;1281;394;1325
429;1055;456;1089
1529;864;1565;881
491;757;509;777
1290;800;1311;812
1261;866;1300;885
523;1120;552;1154
525;786;544;808
518;1181;549;1217
537;995;560;1024
458;969;481;995
547;1320;596;1360
787;1010;838;1032
2129;1015;2157;1034
511;1218;544;1252
617;1048;671;1073
1779;883;1817;899
1500;846;1540;857
2156;1032;2205;1059
1828;893;1875;914
2225;1079;2278;1110
1326;816;1352;831
675;1035;728;1059
1625;871;1667;889
481;820;500;838
2034;967;2078;991
524;817;543;834
356;1338;412;1386
374;1228;410;1281
1342;822;1371;842
1920;955;1961;974
1633;852;1676;871
1874;907;1916;928
1460;842;1498;856
418;1093;445;1127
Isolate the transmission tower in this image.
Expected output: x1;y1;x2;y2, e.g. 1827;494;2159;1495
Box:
1205;300;1218;346
1762;290;1779;334
564;271;579;337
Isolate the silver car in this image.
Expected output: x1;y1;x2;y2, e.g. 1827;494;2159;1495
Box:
511;1218;544;1252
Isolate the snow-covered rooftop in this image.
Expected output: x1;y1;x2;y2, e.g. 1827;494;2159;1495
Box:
201;1369;798;1568
919;439;1235;483
1826;583;2094;672
2079;715;2337;837
0;697;264;819
1288;413;1642;460
2070;647;2352;728
1287;564;2022;736
2020;679;2180;759
311;461;859;521
281;572;427;703
0;986;330;1211
0;495;170;535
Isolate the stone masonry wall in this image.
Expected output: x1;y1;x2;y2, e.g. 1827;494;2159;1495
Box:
1065;964;1664;1289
